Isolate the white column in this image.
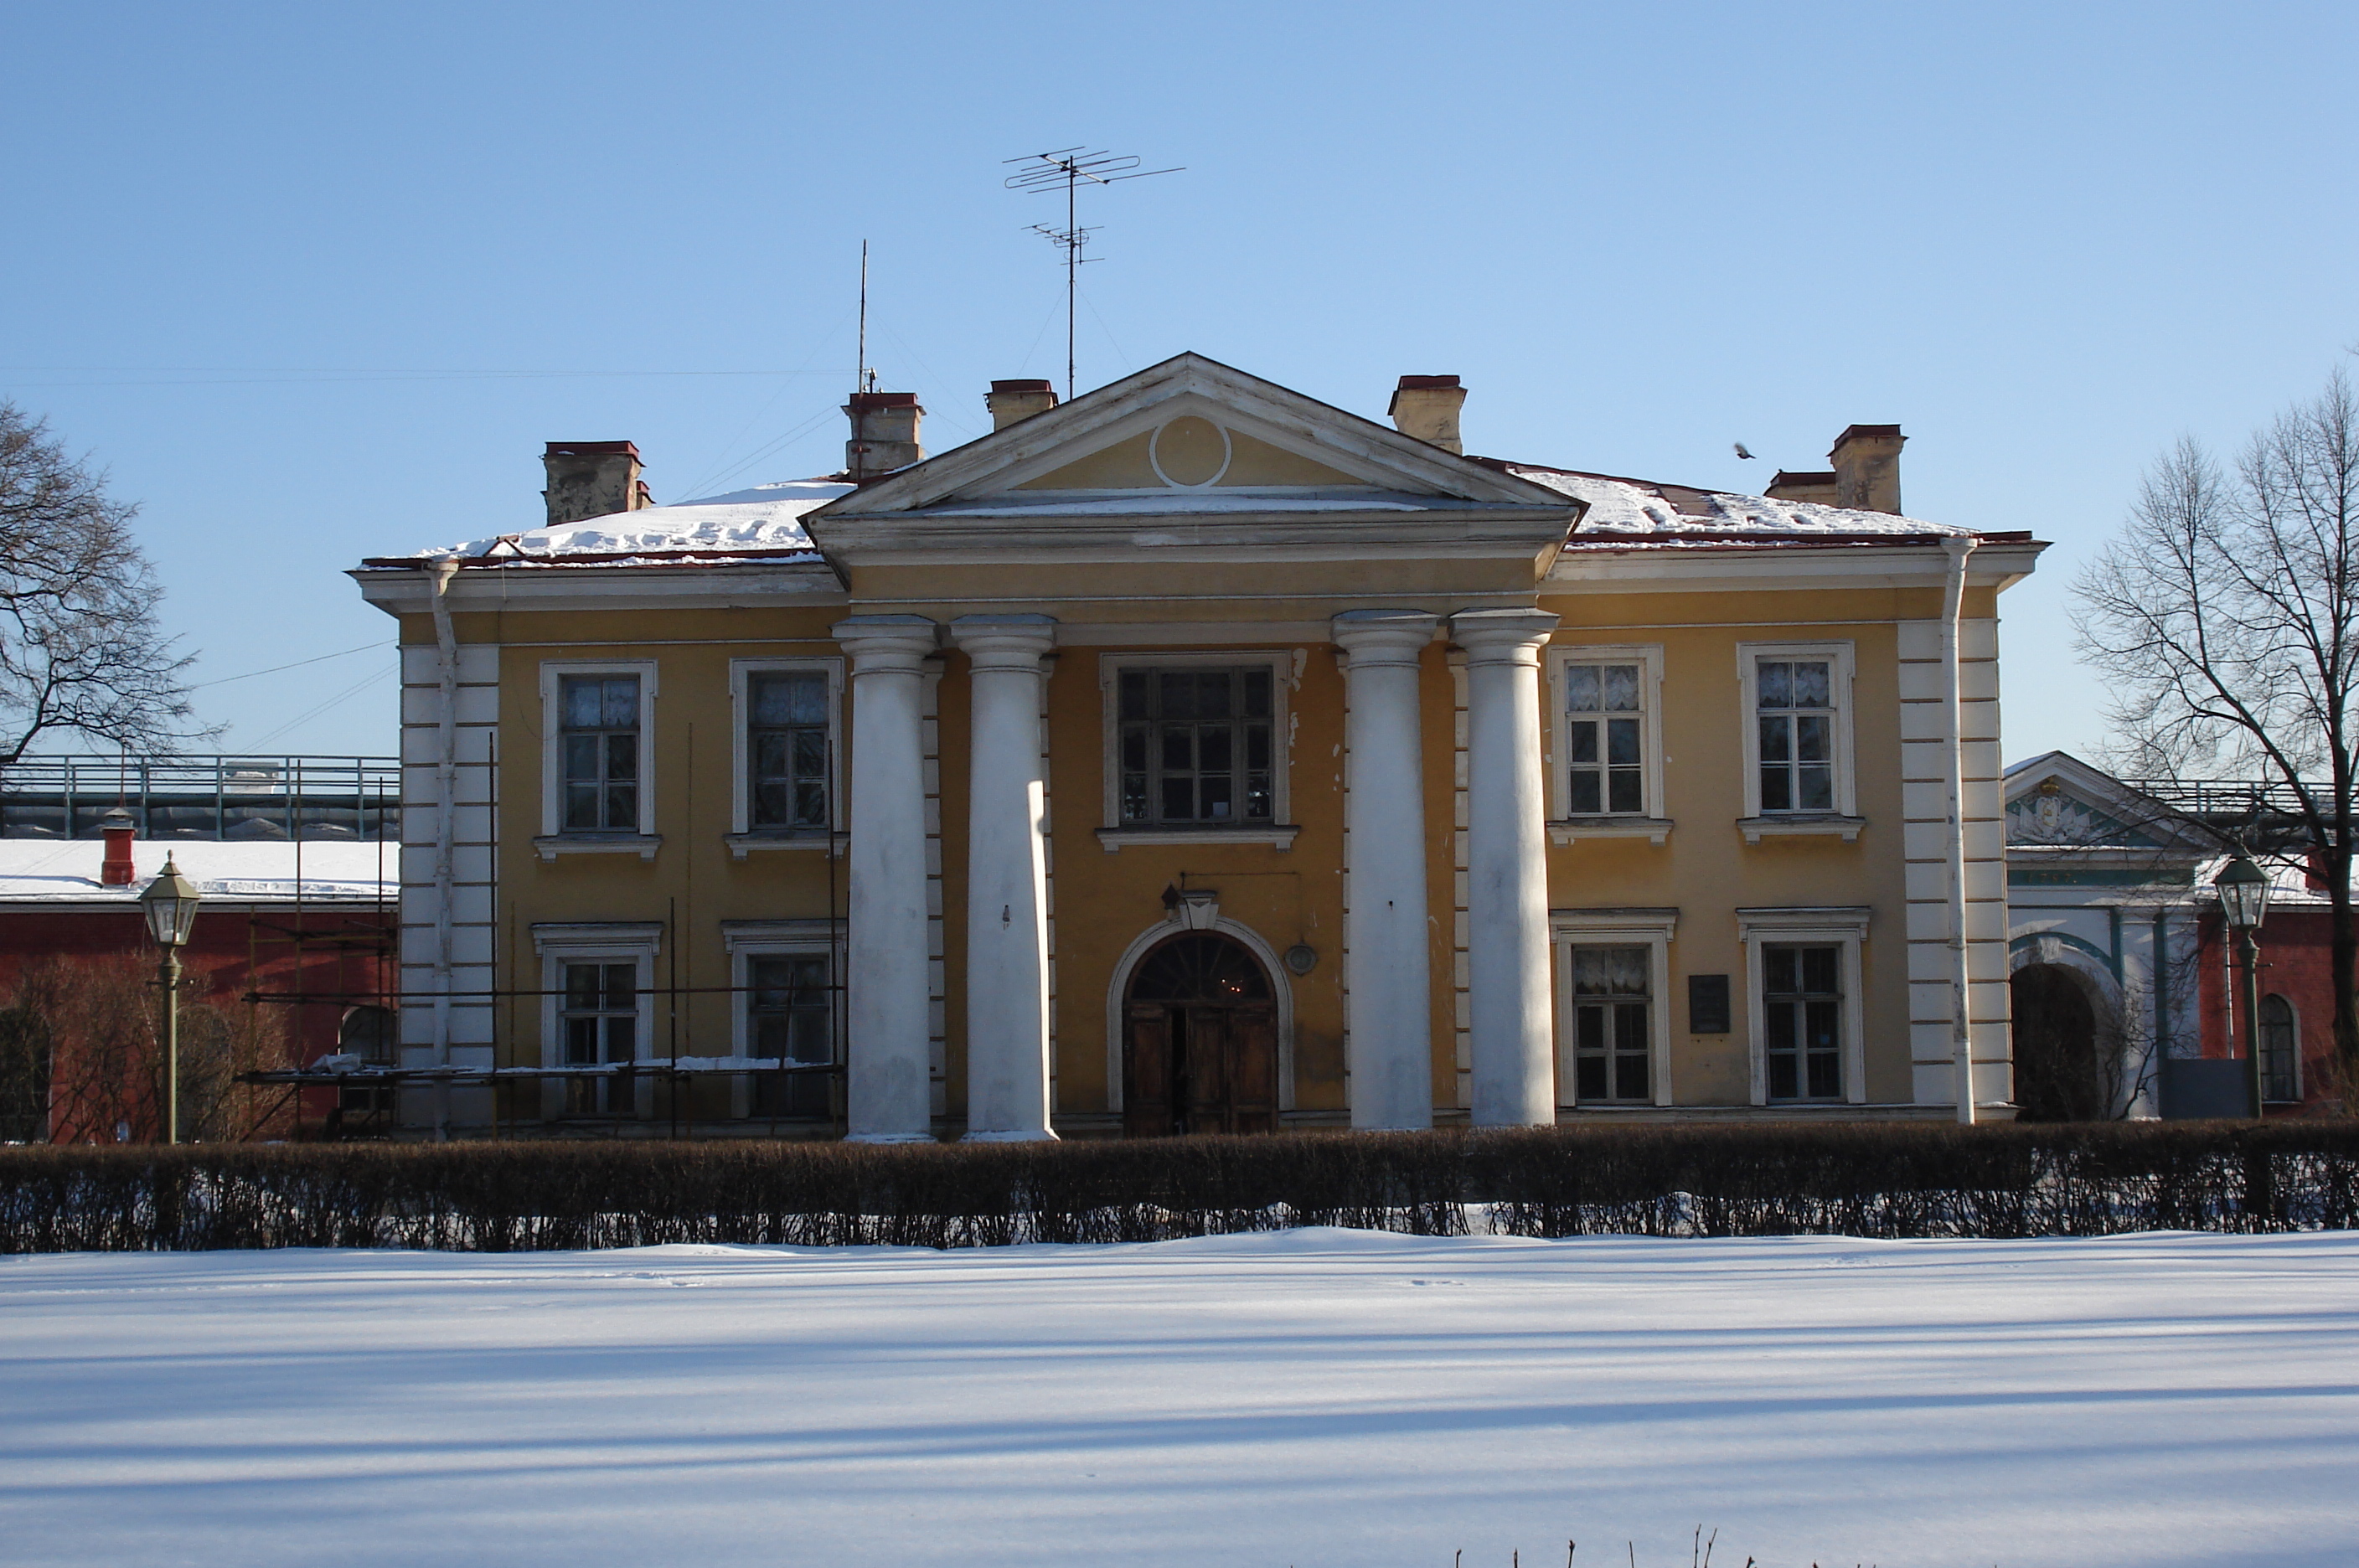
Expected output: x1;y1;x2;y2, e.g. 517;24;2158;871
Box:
1333;610;1438;1130
1451;608;1561;1127
949;615;1057;1141
833;616;939;1142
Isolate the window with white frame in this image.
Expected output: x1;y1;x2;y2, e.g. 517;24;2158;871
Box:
1761;944;1844;1101
531;922;661;1122
1549;646;1665;824
539;661;658;843
1551;909;1676;1108
724;921;842;1122
1100;653;1292;833
1737;642;1857;821
729;659;842;838
1568;946;1653;1101
1737;908;1869;1106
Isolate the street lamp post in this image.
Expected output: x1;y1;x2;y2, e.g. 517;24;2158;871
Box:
2212;852;2272;1120
138;857;203;1143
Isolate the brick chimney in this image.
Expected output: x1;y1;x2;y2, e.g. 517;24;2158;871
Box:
986;379;1058;431
1388;375;1466;455
100;807;136;888
542;441;649;525
845;391;924;480
1830;425;1905;514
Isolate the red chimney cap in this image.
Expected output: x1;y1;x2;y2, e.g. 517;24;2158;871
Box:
847;392;921;410
990;379;1056;395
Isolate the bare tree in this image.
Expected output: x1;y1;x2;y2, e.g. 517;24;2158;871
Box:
2073;368;2359;1096
0;401;209;762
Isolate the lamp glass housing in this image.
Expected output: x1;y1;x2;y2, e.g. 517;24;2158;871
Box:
139;859;203;948
2213;854;2271;931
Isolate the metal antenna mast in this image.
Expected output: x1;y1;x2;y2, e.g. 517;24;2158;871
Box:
1003;147;1180;400
855;240;875;395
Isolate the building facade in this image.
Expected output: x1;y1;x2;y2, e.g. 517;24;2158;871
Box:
354;354;2042;1138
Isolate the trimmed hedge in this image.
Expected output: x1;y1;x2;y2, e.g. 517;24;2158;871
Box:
2;1121;2355;1253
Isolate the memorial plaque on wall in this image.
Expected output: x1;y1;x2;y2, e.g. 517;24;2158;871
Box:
1688;973;1731;1034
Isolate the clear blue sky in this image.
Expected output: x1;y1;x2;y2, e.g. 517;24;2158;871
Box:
5;3;2354;762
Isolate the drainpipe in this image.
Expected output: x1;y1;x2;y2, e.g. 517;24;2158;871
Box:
428;557;461;1140
1942;536;1979;1124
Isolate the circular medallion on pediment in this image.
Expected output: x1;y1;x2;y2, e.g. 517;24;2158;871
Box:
1148;415;1232;488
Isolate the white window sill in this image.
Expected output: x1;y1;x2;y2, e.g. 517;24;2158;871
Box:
1096;824;1301;852
725;832;843;860
1737;814;1866;844
533;833;662;862
1549;816;1674;846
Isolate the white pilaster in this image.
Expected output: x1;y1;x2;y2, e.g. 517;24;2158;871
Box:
1333;610;1439;1130
949;615;1058;1141
833;616;940;1142
1451;608;1560;1126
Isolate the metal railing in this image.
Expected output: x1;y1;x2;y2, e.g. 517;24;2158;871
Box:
0;755;399;842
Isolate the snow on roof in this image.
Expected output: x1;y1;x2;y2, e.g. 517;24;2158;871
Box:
394;480;852;565
0;839;393;905
1502;462;1971;542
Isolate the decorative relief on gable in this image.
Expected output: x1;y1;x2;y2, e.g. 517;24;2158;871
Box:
2005;776;2164;848
1013;418;1365;492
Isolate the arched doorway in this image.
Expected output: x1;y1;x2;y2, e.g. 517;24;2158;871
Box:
2010;963;2104;1122
1123;931;1278;1137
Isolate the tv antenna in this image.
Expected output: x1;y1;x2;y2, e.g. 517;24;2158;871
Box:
1004;147;1181;400
855;240;877;395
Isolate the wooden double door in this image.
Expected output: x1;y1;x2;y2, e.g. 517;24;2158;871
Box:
1123;931;1278;1137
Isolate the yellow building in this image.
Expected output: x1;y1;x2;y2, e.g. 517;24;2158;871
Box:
354;353;2042;1138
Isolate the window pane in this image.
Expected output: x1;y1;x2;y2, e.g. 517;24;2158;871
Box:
1758;660;1791;710
1120;670;1149;720
1245;724;1270;771
1571;950;1611;996
794;781;826;826
1197;672;1232;720
1795;714;1830;762
1564;665;1600;713
562;678;601;730
1161;778;1193;819
606;733;637;782
1199;725;1232;772
1601;947;1649;995
1201;776;1232;819
1798;765;1834;811
1159;673;1196;720
1607;718;1639;766
1569;773;1601;814
1618;1051;1649;1101
603;1014;635;1063
1243;668;1271;717
1121;775;1148;821
563;734;598;781
1575;1055;1607;1101
565;1016;598;1065
1121;726;1147;771
1577;1007;1604;1050
1601;664;1640;711
1608;770;1642;814
1765;946;1797;994
792;728;827;777
1768;1050;1797;1101
604;784;637;830
1801;947;1839;994
1246;772;1272;818
1760;766;1790;812
1161;729;1193;771
1567;720;1598;765
1793;662;1830;708
1759;715;1790;762
564;783;600;830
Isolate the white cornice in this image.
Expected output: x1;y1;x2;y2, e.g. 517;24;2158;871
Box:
349;563;846;616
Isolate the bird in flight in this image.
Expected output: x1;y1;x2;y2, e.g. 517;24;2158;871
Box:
1732;442;1758;460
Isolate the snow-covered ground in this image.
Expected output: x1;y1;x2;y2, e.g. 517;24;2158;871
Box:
3;1230;2352;1567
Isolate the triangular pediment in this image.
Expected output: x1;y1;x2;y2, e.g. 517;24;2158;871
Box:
808;353;1577;521
2003;752;2213;854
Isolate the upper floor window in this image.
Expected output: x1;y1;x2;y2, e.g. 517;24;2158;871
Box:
1565;662;1644;815
748;671;830;830
1737;642;1856;824
560;673;641;833
1118;667;1273;827
1756;659;1835;812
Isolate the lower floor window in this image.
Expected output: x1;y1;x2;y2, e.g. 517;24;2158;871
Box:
1763;944;1843;1101
1570;945;1651;1102
747;952;834;1118
2259;993;2299;1103
561;961;637;1115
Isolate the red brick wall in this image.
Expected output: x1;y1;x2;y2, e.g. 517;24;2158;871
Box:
2196;908;2344;1114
